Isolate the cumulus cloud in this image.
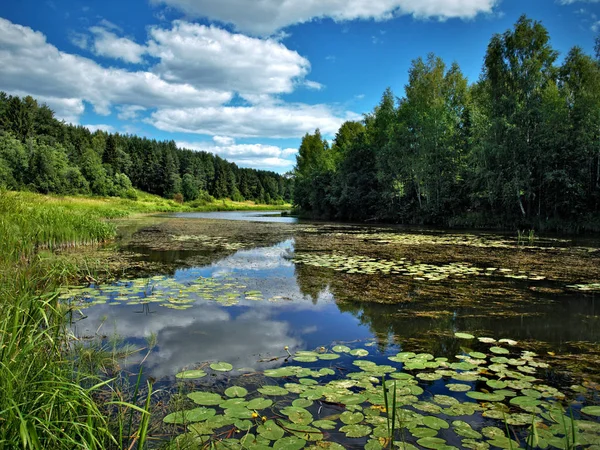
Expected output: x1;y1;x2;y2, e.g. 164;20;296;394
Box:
147;21;311;95
0;18;232;119
117;105;147;120
178;139;298;170
150;0;500;35
89;26;147;63
152;103;359;138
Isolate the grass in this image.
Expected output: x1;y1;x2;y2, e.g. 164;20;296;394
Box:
0;188;289;448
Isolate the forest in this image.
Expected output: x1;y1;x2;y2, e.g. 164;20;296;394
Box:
0;95;294;204
293;16;600;231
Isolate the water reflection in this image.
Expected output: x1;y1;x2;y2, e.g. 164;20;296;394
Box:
74;239;372;379
75;221;600;383
171;211;297;223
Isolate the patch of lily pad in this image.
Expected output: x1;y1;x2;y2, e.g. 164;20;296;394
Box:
292;252;548;283
58;272;281;310
163;335;600;449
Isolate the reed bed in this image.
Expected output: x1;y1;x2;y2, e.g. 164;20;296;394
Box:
0;190;158;449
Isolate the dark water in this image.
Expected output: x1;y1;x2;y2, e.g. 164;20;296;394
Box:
72;212;600;381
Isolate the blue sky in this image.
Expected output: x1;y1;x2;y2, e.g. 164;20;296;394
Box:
0;0;598;173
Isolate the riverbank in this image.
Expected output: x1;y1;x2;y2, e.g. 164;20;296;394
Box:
0;190;289;449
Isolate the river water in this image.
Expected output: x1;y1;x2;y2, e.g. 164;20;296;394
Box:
67;212;600;448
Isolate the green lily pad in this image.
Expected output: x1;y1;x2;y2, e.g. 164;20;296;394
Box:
176;369;207;379
258;385;289;396
411;427;438;438
447;383;472;392
273;436;307;450
294;356;319;363
257;420;285;440
332;345;351;353
292;399;314;408
349;349;369;357
312;420;337;430
283;407;313;425
339;424;372;438
163;407;216;424
211;362;233;372
466;391;505;402
581;406;600;416
187;392;223;406
423;416;450;430
490;347;510;355
340;411;364;425
416;437;449;449
247;398;273;410
225;386;248;398
455;332;475;340
318;353;340;360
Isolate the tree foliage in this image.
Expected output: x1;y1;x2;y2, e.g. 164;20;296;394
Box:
293;16;600;231
0;95;293;204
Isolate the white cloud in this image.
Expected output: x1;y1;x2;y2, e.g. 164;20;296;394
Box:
69;31;89;50
0;17;359;161
147;21;310;95
89;26;147;63
83;124;116;133
177;139;297;170
304;80;324;90
151;103;359;138
0;17;232;121
150;0;500;35
213;135;235;145
117;105;146;120
558;0;600;3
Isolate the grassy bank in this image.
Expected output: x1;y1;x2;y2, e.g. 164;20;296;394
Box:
0;189;289;448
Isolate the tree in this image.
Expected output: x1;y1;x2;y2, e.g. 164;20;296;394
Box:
480;15;558;221
182;173;199;202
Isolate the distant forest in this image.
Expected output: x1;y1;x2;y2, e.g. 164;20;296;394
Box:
0;95;293;204
293;16;600;232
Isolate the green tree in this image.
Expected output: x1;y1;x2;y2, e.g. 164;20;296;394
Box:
182;173;199;202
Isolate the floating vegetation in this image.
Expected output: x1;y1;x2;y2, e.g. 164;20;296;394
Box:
331;230;580;251
566;283;600;292
58;273;275;310
165;336;600;449
292;253;547;283
170;234;245;251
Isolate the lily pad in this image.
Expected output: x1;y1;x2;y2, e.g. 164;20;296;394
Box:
176;369;207;379
225;386;248;398
339;424;371;438
187;392;223;406
455;332;475;340
581;406;600;416
332;345;351;353
257;420;285;440
340;411;364;425
247;398;273;410
273;436;307;450
258;385;289;396
163;407;216;424
211;362;234;372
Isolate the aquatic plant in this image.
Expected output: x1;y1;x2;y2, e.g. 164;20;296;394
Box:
164;335;600;449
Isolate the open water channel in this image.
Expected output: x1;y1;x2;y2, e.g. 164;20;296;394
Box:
65;212;600;449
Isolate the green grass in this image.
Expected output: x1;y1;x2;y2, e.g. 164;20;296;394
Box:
0;188;289;448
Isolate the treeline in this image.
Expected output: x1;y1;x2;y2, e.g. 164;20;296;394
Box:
294;16;600;231
0;94;293;204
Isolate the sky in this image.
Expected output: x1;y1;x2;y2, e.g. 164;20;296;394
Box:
0;0;598;173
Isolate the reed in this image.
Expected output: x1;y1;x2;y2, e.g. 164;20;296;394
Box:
0;190;156;449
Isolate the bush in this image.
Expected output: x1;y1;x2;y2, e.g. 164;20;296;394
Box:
173;192;184;204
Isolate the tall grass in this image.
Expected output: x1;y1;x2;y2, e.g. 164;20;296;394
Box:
0;190;157;449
